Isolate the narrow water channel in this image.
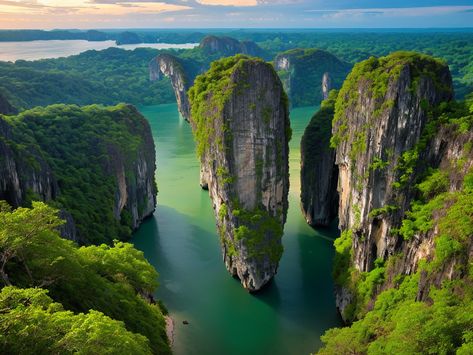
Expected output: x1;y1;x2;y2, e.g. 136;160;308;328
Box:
132;103;342;355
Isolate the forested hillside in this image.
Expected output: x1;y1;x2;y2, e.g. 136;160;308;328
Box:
0;48;174;110
0;104;157;244
306;52;473;353
0;202;170;354
1;31;472;113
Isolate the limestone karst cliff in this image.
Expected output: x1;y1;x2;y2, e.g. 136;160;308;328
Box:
0;93;17;115
188;55;291;291
149;36;267;122
318;95;472;353
300;90;339;227
0;104;157;244
332;52;453;272
330;52;458;319
296;51;473;352
199;35;266;58
274;48;351;107
149;54;193;120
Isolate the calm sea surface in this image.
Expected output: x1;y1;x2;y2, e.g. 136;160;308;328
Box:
132;103;342;355
0;40;197;61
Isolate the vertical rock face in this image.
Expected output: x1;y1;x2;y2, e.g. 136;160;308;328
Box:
0;118;58;207
331;52;454;318
0;104;156;244
199;36;265;57
123;109;157;230
274;49;351;107
333;52;453;272
397;125;473;296
0;94;17;115
149;54;192;120
0;117;77;240
322;72;332;100
300;91;339;227
188;55;291;291
149;36;266;123
103;109;157;230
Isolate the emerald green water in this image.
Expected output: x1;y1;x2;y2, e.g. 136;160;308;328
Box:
132;103;342;355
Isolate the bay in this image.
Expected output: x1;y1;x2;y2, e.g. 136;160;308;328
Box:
0;40;197;61
132;103;342;355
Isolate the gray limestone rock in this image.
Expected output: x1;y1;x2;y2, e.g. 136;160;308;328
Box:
300;91;339;227
331;52;454;319
149;54;192;121
189;55;290;291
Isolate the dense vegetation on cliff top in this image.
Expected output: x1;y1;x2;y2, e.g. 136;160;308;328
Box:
0;202;170;354
318;53;473;353
188;54;257;158
2;103;155;244
331;51;451;151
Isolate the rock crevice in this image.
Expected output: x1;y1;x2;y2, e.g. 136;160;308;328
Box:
300;90;339;227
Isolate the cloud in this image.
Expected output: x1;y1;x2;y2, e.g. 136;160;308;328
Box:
257;0;305;4
0;0;84;15
80;2;191;15
305;5;473;17
0;0;44;8
196;0;257;6
90;0;200;5
1;0;472;29
0;0;193;15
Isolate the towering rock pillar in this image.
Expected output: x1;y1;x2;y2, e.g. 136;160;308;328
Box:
300;91;339;227
189;55;291;291
332;52;453;272
330;52;453;318
149;54;191;120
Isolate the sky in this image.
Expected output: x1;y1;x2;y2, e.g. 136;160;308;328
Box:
0;0;472;29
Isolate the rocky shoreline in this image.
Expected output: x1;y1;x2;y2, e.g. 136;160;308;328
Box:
165;316;174;347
